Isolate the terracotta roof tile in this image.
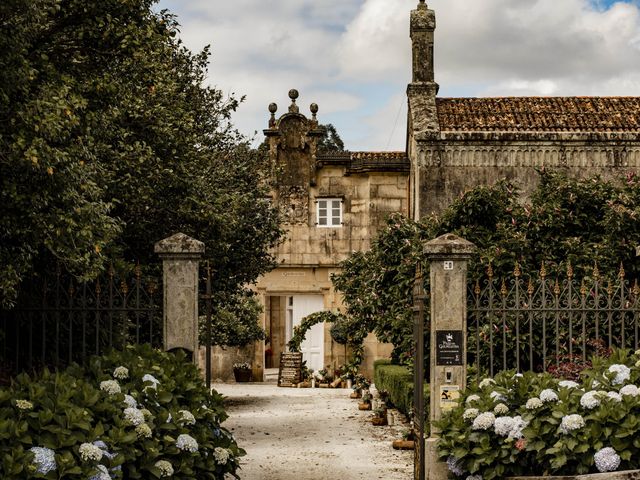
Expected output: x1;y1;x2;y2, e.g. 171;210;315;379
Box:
436;97;640;132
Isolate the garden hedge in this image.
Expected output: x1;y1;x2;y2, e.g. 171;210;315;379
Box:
373;359;429;418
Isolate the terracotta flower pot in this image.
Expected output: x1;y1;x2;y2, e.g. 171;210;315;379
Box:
233;369;252;382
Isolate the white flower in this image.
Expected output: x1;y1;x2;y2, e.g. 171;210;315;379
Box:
155;460;174;477
89;465;110;480
99;380;121;395
465;394;481;405
620;384;640;397
123;394;137;408
592;379;601;388
494;403;509;415
141;408;152;419
560;414;585;434
92;440;115;460
124;407;145;426
525;397;543;410
16;399;33;410
472;412;495;430
135;423;152;438
539;389;559;403
113;366;129;380
608;364;631;386
30;447;57;474
142;374;160;388
494;416;516;436
594;447;621;473
580;391;601;409
513;373;524;379
447;456;465;476
607;391;623;402
176;434;198;452
509;416;528;439
79;443;103;462
558;380;580;389
466;476;482;480
178;409;196;425
463;408;479;421
213;447;230;465
635;359;640;368
479;378;495;389
490;391;507;403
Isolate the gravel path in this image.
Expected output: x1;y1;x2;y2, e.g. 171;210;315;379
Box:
214;383;413;480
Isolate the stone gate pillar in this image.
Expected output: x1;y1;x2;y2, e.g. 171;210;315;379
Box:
424;234;476;480
154;233;204;362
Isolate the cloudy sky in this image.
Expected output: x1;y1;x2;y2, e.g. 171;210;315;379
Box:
156;0;640;151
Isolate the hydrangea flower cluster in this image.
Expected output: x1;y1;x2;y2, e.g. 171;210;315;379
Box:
463;408;479;421
558;380;580;389
176;433;199;452
99;380;121;395
179;409;196;425
135;423;152;438
607;391;622;402
493;403;509;415
560;414;585;434
525;397;543;410
30;446;57;474
124;407;145;426
580;391;601;409
465;394;480;405
466;475;482;480
594;447;621;473
447;456;465;476
493;415;527;439
16;399;33;410
608;364;631;385
155;460;174;477
123;394;137;409
620;384;640;397
479;378;495;389
471;412;495;430
213;447;230;465
113;366;129;380
79;443;103;462
539;389;558;403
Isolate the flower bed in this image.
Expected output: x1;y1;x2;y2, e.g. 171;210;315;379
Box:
0;344;243;479
438;349;640;480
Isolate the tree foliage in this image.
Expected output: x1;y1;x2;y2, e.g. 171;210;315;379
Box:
332;170;640;365
317;123;345;153
0;0;282;308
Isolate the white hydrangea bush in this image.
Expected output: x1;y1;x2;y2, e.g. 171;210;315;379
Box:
1;344;244;480
437;349;640;479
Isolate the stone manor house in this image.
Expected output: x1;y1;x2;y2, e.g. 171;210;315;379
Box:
212;1;640;382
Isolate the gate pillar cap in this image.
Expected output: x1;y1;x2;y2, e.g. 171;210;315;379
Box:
424;233;476;258
154;233;205;256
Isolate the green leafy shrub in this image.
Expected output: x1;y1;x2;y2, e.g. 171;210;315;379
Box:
437;348;640;479
0;345;243;479
374;361;429;420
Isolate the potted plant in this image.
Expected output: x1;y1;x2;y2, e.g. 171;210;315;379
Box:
232;362;252;382
372;405;387;426
359;390;372;410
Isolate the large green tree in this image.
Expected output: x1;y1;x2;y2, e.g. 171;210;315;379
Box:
333;171;640;364
0;0;282;308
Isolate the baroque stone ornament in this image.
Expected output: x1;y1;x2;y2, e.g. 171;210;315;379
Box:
279;186;309;225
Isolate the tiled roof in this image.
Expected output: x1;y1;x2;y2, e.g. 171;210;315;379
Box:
317;151;409;173
436;97;640;132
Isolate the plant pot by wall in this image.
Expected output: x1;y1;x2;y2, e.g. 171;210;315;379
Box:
233;369;252;382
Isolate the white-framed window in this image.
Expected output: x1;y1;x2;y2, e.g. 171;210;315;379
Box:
316;198;343;227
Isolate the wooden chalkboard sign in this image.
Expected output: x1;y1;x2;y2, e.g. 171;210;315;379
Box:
278;352;303;387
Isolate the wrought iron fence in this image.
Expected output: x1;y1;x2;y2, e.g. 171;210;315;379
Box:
0;265;162;375
468;263;640;377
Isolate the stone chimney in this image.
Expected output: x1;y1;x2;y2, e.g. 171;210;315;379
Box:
411;0;436;84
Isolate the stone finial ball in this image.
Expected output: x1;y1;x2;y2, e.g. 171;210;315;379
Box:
268;103;278;114
310;103;318;114
288;89;299;101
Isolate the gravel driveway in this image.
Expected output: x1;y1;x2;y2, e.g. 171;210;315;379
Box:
214;383;413;480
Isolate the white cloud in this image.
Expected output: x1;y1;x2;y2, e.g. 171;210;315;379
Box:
157;0;640;150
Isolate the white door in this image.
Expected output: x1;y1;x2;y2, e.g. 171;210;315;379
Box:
286;295;324;372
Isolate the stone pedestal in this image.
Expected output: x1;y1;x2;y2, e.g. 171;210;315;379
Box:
423;234;476;480
154;233;204;362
